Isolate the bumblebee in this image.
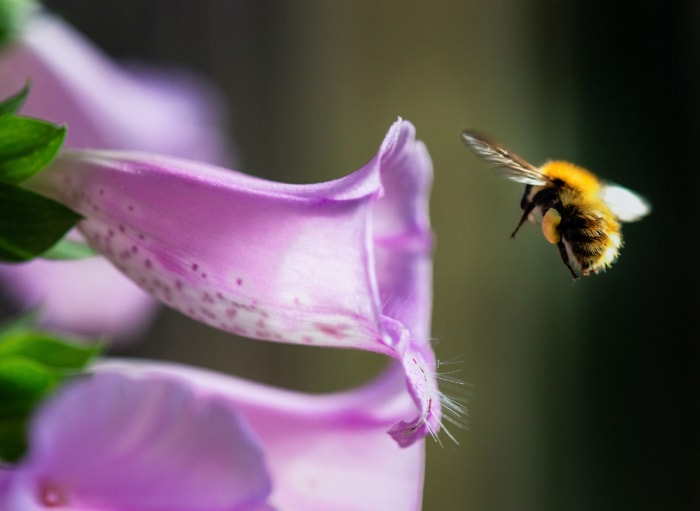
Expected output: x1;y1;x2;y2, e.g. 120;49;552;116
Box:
461;130;650;279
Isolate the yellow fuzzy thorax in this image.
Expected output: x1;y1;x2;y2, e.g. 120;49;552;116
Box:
540;160;601;194
540;160;617;220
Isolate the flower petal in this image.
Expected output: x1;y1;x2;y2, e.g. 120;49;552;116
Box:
94;359;425;511
26;119;441;445
1;371;272;511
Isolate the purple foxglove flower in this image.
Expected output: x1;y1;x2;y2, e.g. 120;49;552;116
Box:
0;359;425;510
0;367;273;511
0;13;231;161
0;360;424;511
25;119;442;446
0;13;231;338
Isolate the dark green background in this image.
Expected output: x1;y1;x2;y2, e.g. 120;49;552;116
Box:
8;1;700;509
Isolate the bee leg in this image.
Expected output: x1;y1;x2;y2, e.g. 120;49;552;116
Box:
556;241;579;280
510;202;535;239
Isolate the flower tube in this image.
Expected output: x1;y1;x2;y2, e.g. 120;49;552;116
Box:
0;13;231;338
25;119;441;445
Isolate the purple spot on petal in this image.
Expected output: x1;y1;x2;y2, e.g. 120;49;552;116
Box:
200;308;216;319
236;278;243;286
314;323;350;340
226;308;238;318
192;263;199;271
144;259;152;269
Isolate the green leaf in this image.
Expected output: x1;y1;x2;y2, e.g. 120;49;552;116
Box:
0;183;81;262
0;326;100;462
0;357;59;462
0;357;58;416
0;116;66;184
0;309;40;335
0;81;30;116
41;237;98;260
0;331;101;371
0;0;36;48
0;415;27;462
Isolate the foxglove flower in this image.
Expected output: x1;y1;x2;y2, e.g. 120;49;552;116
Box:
0;359;425;510
0;368;273;511
0;13;230;161
0;13;231;338
25;119;442;445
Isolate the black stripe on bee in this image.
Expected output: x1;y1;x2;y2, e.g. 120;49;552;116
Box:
557;205;609;255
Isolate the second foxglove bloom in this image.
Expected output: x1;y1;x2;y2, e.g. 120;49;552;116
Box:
1;359;425;510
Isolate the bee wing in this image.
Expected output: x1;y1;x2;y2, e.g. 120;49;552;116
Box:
600;183;651;222
461;129;549;186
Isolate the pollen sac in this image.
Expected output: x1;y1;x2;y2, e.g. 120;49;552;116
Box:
541;208;562;244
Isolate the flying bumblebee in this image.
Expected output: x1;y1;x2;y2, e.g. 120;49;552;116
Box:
461;130;650;279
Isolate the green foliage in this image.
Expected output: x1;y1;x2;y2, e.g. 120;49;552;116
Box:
0;319;100;462
0;329;101;369
0;116;66;184
0;0;36;47
41;238;98;260
0;357;58;461
0;80;29;116
0;84;88;263
0;183;81;262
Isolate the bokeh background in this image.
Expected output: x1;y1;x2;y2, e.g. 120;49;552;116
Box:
9;1;700;509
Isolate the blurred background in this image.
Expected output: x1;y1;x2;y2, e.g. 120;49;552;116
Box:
6;1;700;509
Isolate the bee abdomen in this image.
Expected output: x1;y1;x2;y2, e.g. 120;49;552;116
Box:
558;206;621;273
